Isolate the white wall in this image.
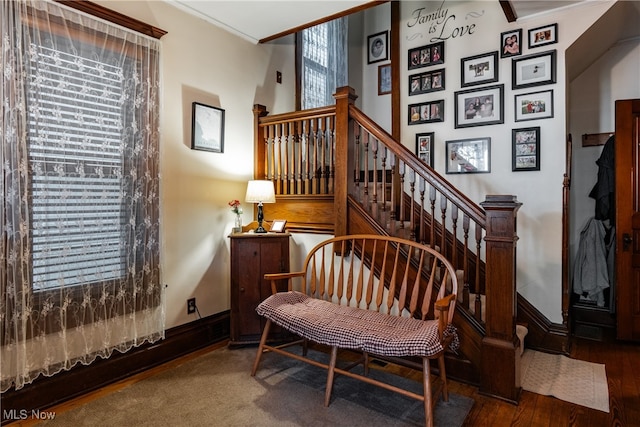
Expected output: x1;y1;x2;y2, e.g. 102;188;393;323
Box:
94;0;300;329
390;1;614;323
569;36;640;267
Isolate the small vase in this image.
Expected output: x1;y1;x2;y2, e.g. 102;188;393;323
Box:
233;214;242;233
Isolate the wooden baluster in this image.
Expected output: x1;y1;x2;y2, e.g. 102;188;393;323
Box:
440;195;447;256
371;137;378;205
353;122;360;188
419;176;425;244
451;205;459;268
304;119;311;194
462;214;470;309
283;123;290;194
429;186;436;247
328;115;335;194
380;146;387;211
312;119;319;194
363;132;369;196
319;117;327;194
295;121;302;195
474;222;483;323
398;161;405;229
263;125;270;180
269;125;276;183
389;152;396;234
409;169;416;240
276;123;283;194
288;122;295;195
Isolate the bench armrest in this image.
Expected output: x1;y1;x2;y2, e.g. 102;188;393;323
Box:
264;271;305;294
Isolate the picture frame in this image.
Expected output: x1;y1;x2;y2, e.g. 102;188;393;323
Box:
368;31;388;64
408;100;444;125
191;102;225;153
378;64;391;95
500;28;522;58
461;51;498;87
408;41;444;70
415;132;435;167
270;219;287;233
512;127;541;171
445;138;491;174
528;23;558;49
512;50;556;89
514;89;554;122
454;84;504;128
408;68;445;96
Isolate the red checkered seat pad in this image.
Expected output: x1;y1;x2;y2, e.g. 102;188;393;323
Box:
256;291;445;357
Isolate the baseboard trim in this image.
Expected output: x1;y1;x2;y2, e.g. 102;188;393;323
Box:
517;294;570;354
1;311;230;423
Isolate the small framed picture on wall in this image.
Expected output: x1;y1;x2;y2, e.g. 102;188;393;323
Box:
500;29;522;58
416;132;435;167
512;127;541;171
368;31;388;64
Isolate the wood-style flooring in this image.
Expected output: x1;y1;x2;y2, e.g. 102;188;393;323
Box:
8;330;640;427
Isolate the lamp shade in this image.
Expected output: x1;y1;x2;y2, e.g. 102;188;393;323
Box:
245;180;276;204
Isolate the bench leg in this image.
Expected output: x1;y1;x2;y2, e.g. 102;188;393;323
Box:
251;319;272;376
324;346;338;407
438;354;449;402
422;357;433;427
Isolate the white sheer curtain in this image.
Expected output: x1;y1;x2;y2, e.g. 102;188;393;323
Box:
1;0;164;392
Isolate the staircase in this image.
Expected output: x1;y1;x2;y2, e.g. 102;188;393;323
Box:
253;86;523;403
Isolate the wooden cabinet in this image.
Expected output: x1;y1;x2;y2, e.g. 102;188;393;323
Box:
229;233;290;346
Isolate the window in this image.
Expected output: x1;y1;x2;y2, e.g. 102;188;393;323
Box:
298;18;348;110
1;0;164;392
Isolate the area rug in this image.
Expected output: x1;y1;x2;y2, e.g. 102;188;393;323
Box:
43;346;473;426
521;349;609;413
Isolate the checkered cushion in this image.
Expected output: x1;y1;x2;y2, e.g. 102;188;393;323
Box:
256;291;448;357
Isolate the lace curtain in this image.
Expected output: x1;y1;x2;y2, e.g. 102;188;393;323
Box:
1;0;164;392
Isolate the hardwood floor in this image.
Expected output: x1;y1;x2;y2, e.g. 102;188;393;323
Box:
7;331;640;427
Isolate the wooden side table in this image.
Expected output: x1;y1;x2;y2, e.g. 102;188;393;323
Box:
229;232;290;346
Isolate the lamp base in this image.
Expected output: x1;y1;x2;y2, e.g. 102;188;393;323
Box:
254;225;267;234
255;204;267;233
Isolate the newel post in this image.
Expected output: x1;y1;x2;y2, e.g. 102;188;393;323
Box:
479;195;522;403
333;86;358;237
253;104;269;180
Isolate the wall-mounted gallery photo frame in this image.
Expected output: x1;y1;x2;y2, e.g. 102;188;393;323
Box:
445;137;491;174
409;68;445;96
378;64;391;95
512;50;556;89
454;84;504;128
368;31;388;64
191;102;225;153
408;100;444;125
528;23;558;49
408;41;444;70
514;89;554;122
500;28;522;58
461;51;498;87
416;132;435;167
512;127;541;171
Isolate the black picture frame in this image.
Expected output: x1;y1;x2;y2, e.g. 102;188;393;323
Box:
528;23;558;49
416;132;435;167
512;50;556;89
408;100;444;125
191;102;225;153
408;68;445;96
378;64;391;95
461;51;498;87
514;89;554;122
500;28;522;58
454;84;504;128
445;138;491;174
408;41;444;70
368;31;388;64
512;127;541;171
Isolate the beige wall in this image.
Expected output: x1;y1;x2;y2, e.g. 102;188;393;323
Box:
94;0;297;328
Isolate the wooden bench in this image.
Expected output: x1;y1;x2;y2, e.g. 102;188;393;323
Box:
250;234;458;427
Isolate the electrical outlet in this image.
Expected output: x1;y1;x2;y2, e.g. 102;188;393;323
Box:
187;298;196;314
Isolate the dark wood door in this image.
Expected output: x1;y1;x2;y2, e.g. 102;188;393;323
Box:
616;99;640;341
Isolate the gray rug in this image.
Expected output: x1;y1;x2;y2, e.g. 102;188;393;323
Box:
43;346;473;427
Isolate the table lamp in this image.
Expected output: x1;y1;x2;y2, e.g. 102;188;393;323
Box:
245;180;276;233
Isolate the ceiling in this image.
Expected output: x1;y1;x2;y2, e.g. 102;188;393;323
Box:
165;1;587;44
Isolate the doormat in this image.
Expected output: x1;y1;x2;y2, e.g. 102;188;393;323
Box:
521;349;609;413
